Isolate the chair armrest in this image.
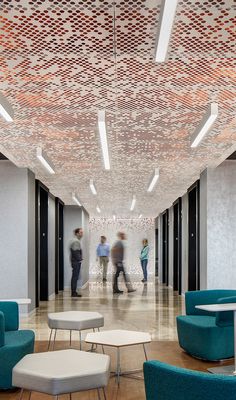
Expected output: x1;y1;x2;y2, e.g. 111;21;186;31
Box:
185;290;236;316
0;302;19;331
0;311;5;347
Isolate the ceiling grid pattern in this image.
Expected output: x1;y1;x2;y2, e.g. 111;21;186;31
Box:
0;0;235;216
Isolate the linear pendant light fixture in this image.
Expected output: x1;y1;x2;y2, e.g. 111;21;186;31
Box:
155;0;178;63
72;193;81;207
98;110;110;170
89;179;97;195
96;205;101;213
139;214;143;219
36;147;55;174
147;168;160;192
191;103;218;148
130;195;136;211
0;92;14;122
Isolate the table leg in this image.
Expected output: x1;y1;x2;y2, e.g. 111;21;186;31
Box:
102;388;107;400
79;331;82;350
47;329;53;350
70;330;72;347
117;347;121;385
52;329;57;350
97;388;101;399
143;343;148;361
18;389;24;400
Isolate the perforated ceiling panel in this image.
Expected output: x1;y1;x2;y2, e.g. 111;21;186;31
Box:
0;0;235;217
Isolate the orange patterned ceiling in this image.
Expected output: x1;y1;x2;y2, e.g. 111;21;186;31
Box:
0;0;235;216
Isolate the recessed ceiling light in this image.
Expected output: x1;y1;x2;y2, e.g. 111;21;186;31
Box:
72;193;81;207
98;110;110;170
191;103;218;148
130;195;136;211
155;0;178;63
89;179;97;195
96;205;101;213
36;147;55;174
0;92;14;122
113;214;116;221
147;168;160;192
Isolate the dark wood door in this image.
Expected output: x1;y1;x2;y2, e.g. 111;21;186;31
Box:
173;198;182;294
35;181;49;304
162;210;169;285
188;181;200;291
55;198;64;293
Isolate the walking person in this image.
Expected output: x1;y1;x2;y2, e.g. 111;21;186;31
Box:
96;236;110;282
140;239;149;283
69;228;83;297
111;232;136;294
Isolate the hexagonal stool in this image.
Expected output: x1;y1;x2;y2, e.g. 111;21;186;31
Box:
47;311;104;350
13;349;110;399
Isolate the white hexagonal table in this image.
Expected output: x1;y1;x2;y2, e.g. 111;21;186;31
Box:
85;329;151;384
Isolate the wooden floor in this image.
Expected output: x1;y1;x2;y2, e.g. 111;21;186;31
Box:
0;281;233;399
0;340;233;400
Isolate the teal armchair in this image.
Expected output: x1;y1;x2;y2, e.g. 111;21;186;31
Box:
0;301;35;389
144;360;236;400
176;290;236;360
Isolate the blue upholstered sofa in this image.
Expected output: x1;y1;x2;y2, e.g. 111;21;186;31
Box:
0;301;35;389
176;289;236;361
143;360;236;400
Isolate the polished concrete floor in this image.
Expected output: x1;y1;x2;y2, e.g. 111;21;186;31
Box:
20;277;185;341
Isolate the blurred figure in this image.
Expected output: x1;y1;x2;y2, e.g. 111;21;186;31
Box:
140;238;149;283
111;232;136;294
69;228;83;297
96;235;110;282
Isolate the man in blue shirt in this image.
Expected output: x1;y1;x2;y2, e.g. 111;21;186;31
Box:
96;236;110;282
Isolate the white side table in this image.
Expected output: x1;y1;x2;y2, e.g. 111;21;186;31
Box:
196;303;236;375
85;329;151;384
0;298;31;304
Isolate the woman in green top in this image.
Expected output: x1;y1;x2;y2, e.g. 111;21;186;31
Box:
140;239;149;283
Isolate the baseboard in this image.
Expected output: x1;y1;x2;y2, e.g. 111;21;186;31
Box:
49;293;56;301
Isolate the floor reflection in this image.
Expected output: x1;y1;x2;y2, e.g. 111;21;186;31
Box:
20;277;184;341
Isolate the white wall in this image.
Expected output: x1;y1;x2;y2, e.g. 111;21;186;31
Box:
63;206;89;289
0;161;35;312
48;195;55;298
89;218;155;280
200;161;236;289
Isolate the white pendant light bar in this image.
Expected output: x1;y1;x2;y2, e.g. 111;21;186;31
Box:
113;214;116;221
147;168;160;192
96;205;101;213
191;103;218;148
0;92;14;122
72;193;82;207
130;195;136;211
36;147;55;174
98;110;110;170
89;179;97;195
155;0;178;63
139;214;142;219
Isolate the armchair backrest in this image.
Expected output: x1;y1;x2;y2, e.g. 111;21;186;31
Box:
143;360;236;400
0;311;5;347
185;290;236;317
0;302;19;331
